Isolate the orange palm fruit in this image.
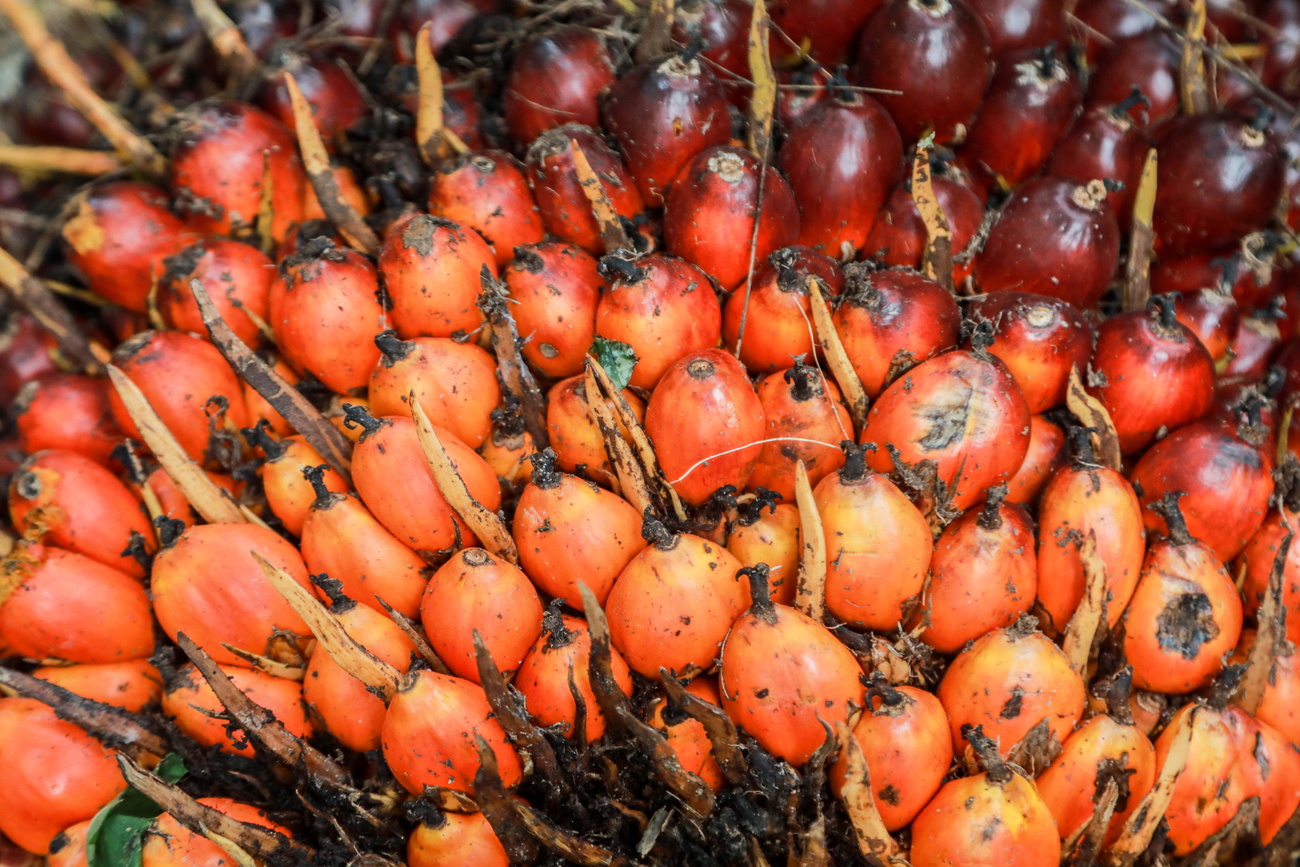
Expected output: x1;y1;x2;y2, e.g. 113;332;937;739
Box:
162;662;312;757
32;659;162;712
141;799;292;867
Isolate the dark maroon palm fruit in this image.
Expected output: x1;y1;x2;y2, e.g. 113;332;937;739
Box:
1206;0;1256;42
1262;0;1300;98
1163;287;1240;362
1070;0;1177;63
388;0;480;64
973;177;1121;310
1274;337;1300;406
603;53;733;207
1208;372;1283;436
768;0;886;66
231;0;300;58
958;44;1082;191
964;0;1067;55
1221;306;1285;383
1151;243;1280;312
428;151;545;266
1153;110;1284;257
832;265;962;398
663;146;801;291
965;293;1095;414
672;0;751;98
17;54;115;148
1085;32;1181;128
1131;415;1274;563
1047;90;1150;231
331;0;388;37
777;89;904;260
260;55;367;142
1085;297;1217;454
525;124;646;256
853;0;993;145
776;65;830;130
722;246;846;374
392;66;485;152
503;26;616;145
0;314;62;407
861;173;986;284
157;238;275;348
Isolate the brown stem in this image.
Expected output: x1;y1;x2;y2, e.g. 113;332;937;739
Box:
472;629;561;786
0;245;106;373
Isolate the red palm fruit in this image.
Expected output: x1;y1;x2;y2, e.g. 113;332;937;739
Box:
966;0;1066;54
428;151;545;266
545;375;646;487
9;449;152;578
387;0;480;61
421;548;543;682
14;375;123;466
0;541;153;663
664;146;801;291
1221;307;1283;382
647;677;725;792
162;662;312;757
1035;671;1157;845
260;56;366;141
671;0;750;88
157;237;274;347
503;242;602;378
1164;286;1239;362
382;669;525;794
606;527;749;678
1085;32;1180;127
0;698;125;854
242;355;299;436
646;349;766;506
967;292;1094;414
748;362;851;502
170;102;308;242
861;344;1031;512
916;486;1036;654
722;246;845;375
1239;494;1300;645
1262;0;1300;96
0;313;62;407
347;411;501;556
1152;243;1280;312
303;586;416;752
368;332;499;449
852;0;993;145
271;243;387;394
777;90;903;259
1224;706;1300;845
829;675;953;830
1153;111;1284;256
526;125;646;255
603;55;733;207
816;446;932;630
142;799;291;867
32;659;161;712
720;565;864;766
504;26;615;144
768;0;884;65
861;174;986;284
776;65;830;129
60;182;191;313
1085;297;1216;453
910;730;1060;867
959;45;1082;191
833;266;961;398
247;429;347;536
46;819;90;867
1122;495;1243;694
1156;704;1245;855
1047;91;1150;230
513;449;647;605
1233;631;1300;745
516;608;633;742
1035;433;1145;633
595;254;723;389
379;213;496;340
1131;417;1273;563
938;619;1086;756
726;501;800;605
974;177;1120;309
409;811;509;867
109;330;249;465
300;469;429;618
1004;414;1066;505
151;522;315;667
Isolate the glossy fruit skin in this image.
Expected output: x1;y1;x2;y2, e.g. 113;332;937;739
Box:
33;659;161;713
408;811;509;867
1239;507;1300;645
368;335;500;449
504;25;615;145
1166;288;1239;361
862;349;1031;512
1153;112;1284;256
1005;415;1066;505
515;613;634;742
606;534;749;678
647;677;726;792
260;55;366;141
726;503;801;605
777;92;904;259
379;213;497;340
829;684;953;830
1123;538;1243;694
749;365;852;501
382;669;525;795
853;0;993;144
769;0;885;65
428;151;545;266
1155;705;1244;856
61;182;190;312
1223;706;1300;846
14;375;123;467
1048;101;1149;231
861;175;986;284
0;698;126;854
158;237;274;348
545;376;646;487
966;0;1066;55
910;770;1061;867
974;177;1120;310
834;267;962;398
142;799;291;867
603;55;733;207
45;818;90;867
1085;32;1181;127
671;0;750;90
503;242;602;378
162;662;312;757
260;436;348;537
0;313;63;408
664;146;801;291
646;349;767;506
151;523;315;667
1234;630;1300;746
